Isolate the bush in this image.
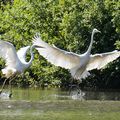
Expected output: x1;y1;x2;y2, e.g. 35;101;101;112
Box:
0;0;120;89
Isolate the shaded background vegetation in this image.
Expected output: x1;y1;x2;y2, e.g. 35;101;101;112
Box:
0;0;120;90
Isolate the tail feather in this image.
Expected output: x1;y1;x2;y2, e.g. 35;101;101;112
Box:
2;68;16;78
70;66;90;81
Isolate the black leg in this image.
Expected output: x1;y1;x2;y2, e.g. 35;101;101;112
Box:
69;78;75;95
69;78;83;96
9;79;13;97
8;75;17;97
0;78;8;94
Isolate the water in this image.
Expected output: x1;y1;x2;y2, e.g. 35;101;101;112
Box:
0;87;120;120
0;87;120;101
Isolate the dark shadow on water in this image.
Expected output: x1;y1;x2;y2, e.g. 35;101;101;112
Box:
85;90;120;101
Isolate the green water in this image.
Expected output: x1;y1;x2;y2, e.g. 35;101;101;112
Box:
12;87;63;101
0;88;120;120
10;87;120;101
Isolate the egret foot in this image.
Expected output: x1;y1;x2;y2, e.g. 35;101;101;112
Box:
9;93;12;98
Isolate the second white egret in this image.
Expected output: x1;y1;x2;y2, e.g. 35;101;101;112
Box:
0;39;41;97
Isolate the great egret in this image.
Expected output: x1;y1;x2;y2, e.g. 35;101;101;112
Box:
33;29;120;81
0;39;41;96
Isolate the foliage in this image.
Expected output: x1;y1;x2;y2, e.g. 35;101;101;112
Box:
0;0;120;89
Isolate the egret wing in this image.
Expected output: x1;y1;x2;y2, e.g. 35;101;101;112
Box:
17;46;30;63
0;40;20;67
33;34;80;69
87;50;120;71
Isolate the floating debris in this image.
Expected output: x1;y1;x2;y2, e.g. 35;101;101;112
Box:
7;105;12;109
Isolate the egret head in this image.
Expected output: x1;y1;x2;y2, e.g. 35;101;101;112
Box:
93;28;101;33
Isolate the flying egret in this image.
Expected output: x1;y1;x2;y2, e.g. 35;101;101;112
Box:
0;39;41;97
33;29;120;81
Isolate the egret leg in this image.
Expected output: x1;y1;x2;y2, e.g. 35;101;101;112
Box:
8;76;17;97
9;79;13;97
0;78;8;94
69;78;82;96
69;78;76;94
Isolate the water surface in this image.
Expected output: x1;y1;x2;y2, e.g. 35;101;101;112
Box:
1;87;120;101
0;87;120;120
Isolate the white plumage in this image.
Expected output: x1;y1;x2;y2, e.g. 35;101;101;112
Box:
33;29;120;80
0;39;41;95
87;50;120;70
0;40;34;78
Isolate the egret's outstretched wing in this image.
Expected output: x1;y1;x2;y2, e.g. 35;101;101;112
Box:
33;34;80;69
0;40;20;67
17;46;30;63
87;50;120;70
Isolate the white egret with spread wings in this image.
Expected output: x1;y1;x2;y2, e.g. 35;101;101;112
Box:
33;29;120;81
0;39;41;97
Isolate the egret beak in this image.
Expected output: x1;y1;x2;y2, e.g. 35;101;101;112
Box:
97;30;101;33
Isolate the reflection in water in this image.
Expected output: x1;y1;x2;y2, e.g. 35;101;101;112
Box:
0;87;120;101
